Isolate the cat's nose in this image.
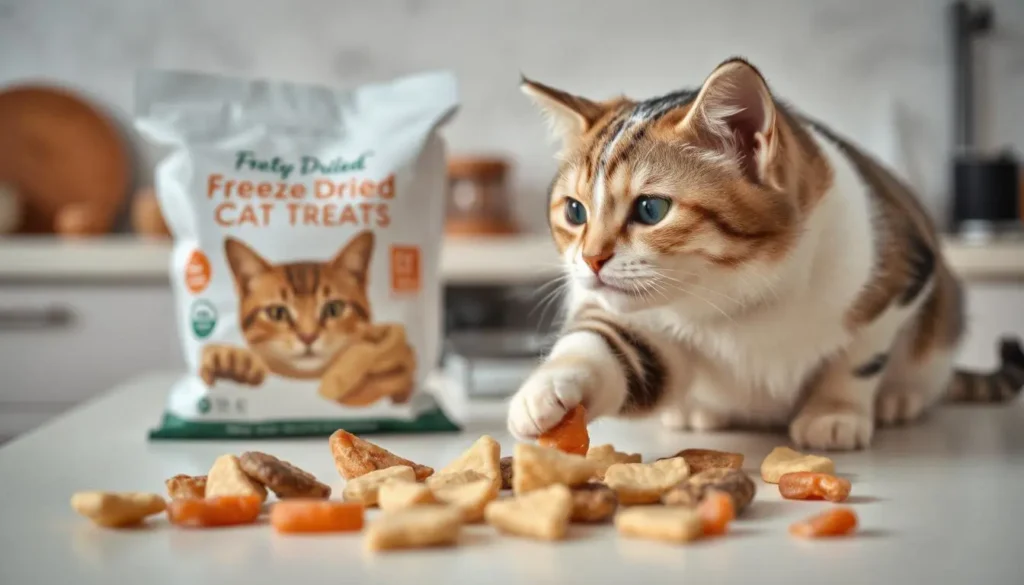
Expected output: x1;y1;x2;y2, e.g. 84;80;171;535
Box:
583;251;614;275
297;332;319;346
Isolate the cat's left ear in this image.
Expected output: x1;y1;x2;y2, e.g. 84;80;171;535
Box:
332;231;374;285
521;77;608;150
678;58;779;184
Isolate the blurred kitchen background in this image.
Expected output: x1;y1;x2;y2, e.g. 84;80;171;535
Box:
1;0;1022;442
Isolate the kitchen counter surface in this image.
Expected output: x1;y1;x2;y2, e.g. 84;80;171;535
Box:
2;234;1024;285
2;372;1024;584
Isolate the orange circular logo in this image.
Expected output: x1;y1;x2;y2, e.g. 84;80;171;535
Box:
185;250;211;294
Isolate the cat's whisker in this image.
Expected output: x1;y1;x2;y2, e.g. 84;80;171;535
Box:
653;271;744;308
661;280;734;322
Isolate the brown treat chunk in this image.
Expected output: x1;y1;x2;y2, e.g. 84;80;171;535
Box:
658;448;744;475
165;475;207;499
512;443;600;494
206;454;268;502
329;429;433;481
662;468;756;513
238;451;331;499
365;505;463;551
570;483;618;523
500;456;513;490
586;445;642;480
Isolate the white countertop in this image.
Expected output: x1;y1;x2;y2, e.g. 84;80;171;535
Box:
2;372;1024;584
2;234;1024;284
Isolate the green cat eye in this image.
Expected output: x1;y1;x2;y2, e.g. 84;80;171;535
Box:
564;198;587;226
321;300;346;320
265;305;289;322
632;195;671;225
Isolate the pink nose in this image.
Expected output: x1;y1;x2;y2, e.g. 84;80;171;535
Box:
297;332;319;346
583;251;613;274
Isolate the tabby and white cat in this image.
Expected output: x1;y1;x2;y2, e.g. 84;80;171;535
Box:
508;57;1024;451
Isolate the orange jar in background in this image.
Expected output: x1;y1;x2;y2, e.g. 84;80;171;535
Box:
445;156;516;237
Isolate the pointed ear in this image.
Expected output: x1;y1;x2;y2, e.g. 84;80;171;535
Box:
331;231;374;286
678;58;779;184
521;76;607;148
224;237;271;292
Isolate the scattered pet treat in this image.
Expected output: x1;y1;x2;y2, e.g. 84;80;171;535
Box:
431;478;499;522
436;435;502;492
570;483;618;523
778;472;851;502
205;454;268;502
789;506;858;538
271;500;364;533
365;505;463;551
239;451;331;499
71;491;166;528
329;430;434;481
164;475;206;500
378;481;436;513
659;449;744;475
499;456;514;490
662;468;756;513
538;405;589;455
167;495;263;528
485;484;573;541
342;466;416;506
615;506;702;543
760;447;834;483
697;491;735;536
586;445;642;480
604;457;690;505
512;443;601;494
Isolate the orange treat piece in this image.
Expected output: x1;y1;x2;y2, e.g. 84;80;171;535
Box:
271;500;365;533
789;506;858;538
167;495;262;528
778;472;851;502
538;405;589;456
698;490;735;536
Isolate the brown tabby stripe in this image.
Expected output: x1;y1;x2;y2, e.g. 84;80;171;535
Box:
568;311;667;414
947;339;1024;402
347;302;370;321
681;202;780;241
284;263;320;295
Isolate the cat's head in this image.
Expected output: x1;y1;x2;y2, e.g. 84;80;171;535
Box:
224;232;374;378
523;58;829;318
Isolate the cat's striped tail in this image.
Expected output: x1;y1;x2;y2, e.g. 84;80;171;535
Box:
947;338;1024;403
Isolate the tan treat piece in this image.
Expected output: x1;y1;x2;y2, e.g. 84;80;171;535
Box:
426;469;488;491
365;505;463;551
239;451;331;499
206;454;268;501
615;505;702;543
570;483;618;523
165;475;207;499
662;468;757;513
661;448;744;475
760;446;834;483
71;491;167;528
604;457;690;505
512;443;601;494
499;456;513;490
378;481;436;512
587;444;642;480
329;429;433;481
484;484;573;540
432;478;499;522
436;435;501;493
342;465;416;506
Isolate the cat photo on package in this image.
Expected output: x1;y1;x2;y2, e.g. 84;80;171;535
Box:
135;69;459;439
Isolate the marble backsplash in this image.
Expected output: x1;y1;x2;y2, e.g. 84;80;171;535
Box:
2;0;1022;232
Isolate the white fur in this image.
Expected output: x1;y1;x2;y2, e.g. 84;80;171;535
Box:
509;125;941;450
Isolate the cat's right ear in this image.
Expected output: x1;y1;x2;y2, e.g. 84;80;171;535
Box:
224;237;270;292
521;76;607;150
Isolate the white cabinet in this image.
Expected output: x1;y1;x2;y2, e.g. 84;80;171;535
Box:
0;284;182;441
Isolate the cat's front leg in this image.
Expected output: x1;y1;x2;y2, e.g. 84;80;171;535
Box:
507;309;674;440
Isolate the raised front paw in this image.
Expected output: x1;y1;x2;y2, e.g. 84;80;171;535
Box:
507;360;602;441
199;345;267;387
789;406;873;451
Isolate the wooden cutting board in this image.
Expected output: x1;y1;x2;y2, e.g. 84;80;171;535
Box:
0;84;130;234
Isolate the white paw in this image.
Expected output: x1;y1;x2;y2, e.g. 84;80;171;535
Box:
659;406;729;432
507;362;594;440
790;409;873;451
876;391;926;427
